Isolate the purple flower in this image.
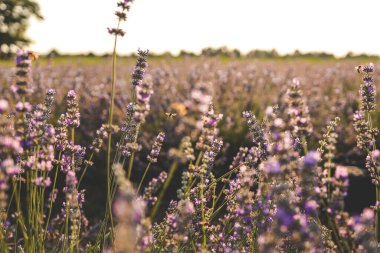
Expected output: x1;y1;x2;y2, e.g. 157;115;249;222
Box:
335;165;348;179
263;160;281;175
304;200;319;214
0;99;9;113
276;207;294;227
303;151;320;167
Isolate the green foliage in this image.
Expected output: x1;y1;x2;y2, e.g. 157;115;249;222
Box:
0;0;43;57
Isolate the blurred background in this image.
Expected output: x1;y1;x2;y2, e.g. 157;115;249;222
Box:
1;0;380;221
1;0;380;57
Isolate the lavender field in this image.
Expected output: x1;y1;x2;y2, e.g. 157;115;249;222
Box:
1;1;380;253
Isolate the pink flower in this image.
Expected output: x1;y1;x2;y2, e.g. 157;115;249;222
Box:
0;99;9;113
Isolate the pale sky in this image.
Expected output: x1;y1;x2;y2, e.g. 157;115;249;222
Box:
27;0;380;56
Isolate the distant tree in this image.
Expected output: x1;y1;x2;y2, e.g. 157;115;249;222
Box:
247;49;278;59
345;51;354;58
269;49;279;58
86;52;96;57
0;0;43;58
47;49;60;58
179;50;196;57
293;49;302;58
230;48;241;58
160;51;173;58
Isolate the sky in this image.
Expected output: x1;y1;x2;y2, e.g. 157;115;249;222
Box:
26;0;380;56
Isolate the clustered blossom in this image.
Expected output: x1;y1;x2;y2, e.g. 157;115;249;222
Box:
147;132;165;163
112;163;152;253
134;82;153;123
367;150;380;186
142;172;167;206
43;89;56;120
318;117;340;154
132;49;149;87
318;117;340;200
59;142;87;249
286;78;313;140
358;63;376;112
181;136;195;162
189;86;213;113
117;51;152;160
132;51;152;124
107;0;135;37
89;124;108;153
196;103;223;151
348;209;377;252
330;165;349;212
119;103;141;157
169;136;196;163
353;111;377;151
65;90;80;128
13;49;34;96
211;165;258;252
0;100;22;222
242;111;267;153
202;138;223;172
259;148;324;252
152;199;196;252
55;114;69;151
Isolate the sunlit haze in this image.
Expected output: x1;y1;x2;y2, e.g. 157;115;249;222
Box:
27;0;380;56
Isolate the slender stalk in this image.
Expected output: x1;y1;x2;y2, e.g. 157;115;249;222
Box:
205;164;246;190
367;113;379;244
77;152;94;187
301;135;308;155
137;162;151;193
0;228;10;253
150;161;178;219
127;124;141;180
105;20;121;244
214;173;233;206
11;179;28;242
43;152;61;241
184;152;203;195
127;152;135;180
200;173;206;249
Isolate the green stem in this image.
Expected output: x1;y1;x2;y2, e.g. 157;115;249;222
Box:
43;152;61;241
200;173;206;249
127;124;141;180
77;152;94;188
12;179;28;242
105;19;121;244
127;151;135;180
137;163;151;193
150;161;178;220
376;185;379;244
184;152;203;195
367;113;379;244
301;135;308;155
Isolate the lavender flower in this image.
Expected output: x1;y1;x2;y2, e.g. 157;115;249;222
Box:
196;103;223;151
134;82;153;123
353;110;377;151
89;125;108;153
132;49;149;87
286;78;313;139
142;172;167;206
349;209;377;252
13;49;34;96
358;63;376;112
243;111;267;154
65;90;80;128
147;132;165;163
